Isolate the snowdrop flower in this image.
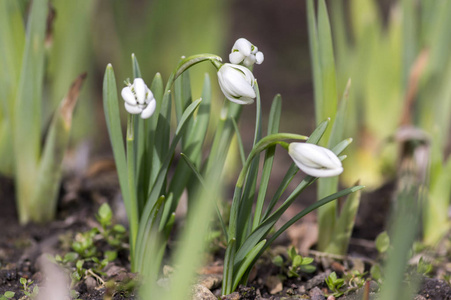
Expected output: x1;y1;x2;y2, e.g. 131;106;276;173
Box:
217;63;256;105
288;143;343;177
229;38;264;67
121;78;156;119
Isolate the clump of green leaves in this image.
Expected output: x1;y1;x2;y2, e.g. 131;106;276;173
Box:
325;270;369;297
71;230;97;258
416;257;433;276
96;203;127;248
325;272;346;297
20;278;39;299
272;246;316;279
53;203;127;298
0;291;15;300
71;203;126;259
344;270;367;292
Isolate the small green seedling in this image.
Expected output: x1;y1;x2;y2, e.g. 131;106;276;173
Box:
97;203;113;228
0;291;15;300
325;272;345;297
72;229;98;258
55;252;79;265
272;246;316;279
286;246;316;277
416;257;433;276
96;203;127;247
344;270;367;291
71;259;86;283
20;277;39;299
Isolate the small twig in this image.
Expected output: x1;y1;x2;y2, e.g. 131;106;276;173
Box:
87;269;105;286
308;249;377;266
363;280;370;300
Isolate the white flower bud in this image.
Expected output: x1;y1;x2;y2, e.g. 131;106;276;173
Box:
288;143;343;177
229;38;264;67
217;63;256;105
121;78;156;119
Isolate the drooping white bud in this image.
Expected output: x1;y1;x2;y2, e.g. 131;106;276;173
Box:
217;63;256;105
288;143;343;177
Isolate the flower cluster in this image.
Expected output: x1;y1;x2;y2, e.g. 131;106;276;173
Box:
229;38;264;67
121;78;156;119
215;38;264;105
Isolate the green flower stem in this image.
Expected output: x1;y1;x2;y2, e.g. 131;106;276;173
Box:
126;114;139;262
164;54;222;95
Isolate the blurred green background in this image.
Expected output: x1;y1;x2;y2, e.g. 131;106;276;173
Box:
25;0;320;156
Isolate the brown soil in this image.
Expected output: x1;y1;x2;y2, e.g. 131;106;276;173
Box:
1;174;450;300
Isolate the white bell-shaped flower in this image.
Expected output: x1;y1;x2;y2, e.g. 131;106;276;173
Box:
217;63;256;105
121;78;156;119
229;38;264;67
288;143;343;177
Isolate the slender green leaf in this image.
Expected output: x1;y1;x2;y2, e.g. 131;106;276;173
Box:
174;71;192;124
264;185;364;254
231;118;246;166
47;0;94;141
307;0;324;125
180;153;206;187
13;0;48;223
325;181;362;254
135;196;165;276
30;74;86;222
317;0;338;134
222;238;236;295
149;90;172;188
0;0;25;174
164;74;211;224
252;94;282;229
204;101;242;176
137;99;202;258
232;239;266;291
102;65;135;247
158;162;222;300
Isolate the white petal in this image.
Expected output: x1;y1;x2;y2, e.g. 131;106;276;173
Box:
133;78;147;104
297;163;343;177
124;102;142;114
229;52;245;64
220;66;256;99
228;63;255;85
226;96;255;105
251;45;258;54
121;87;136;105
243;55;256;67
288;143;343;177
233;38;252;56
145;88;154;104
141;99;156;119
255;52;264;64
291;143;342;169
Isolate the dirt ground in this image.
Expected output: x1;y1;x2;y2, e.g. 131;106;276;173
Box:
1;172;450;300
